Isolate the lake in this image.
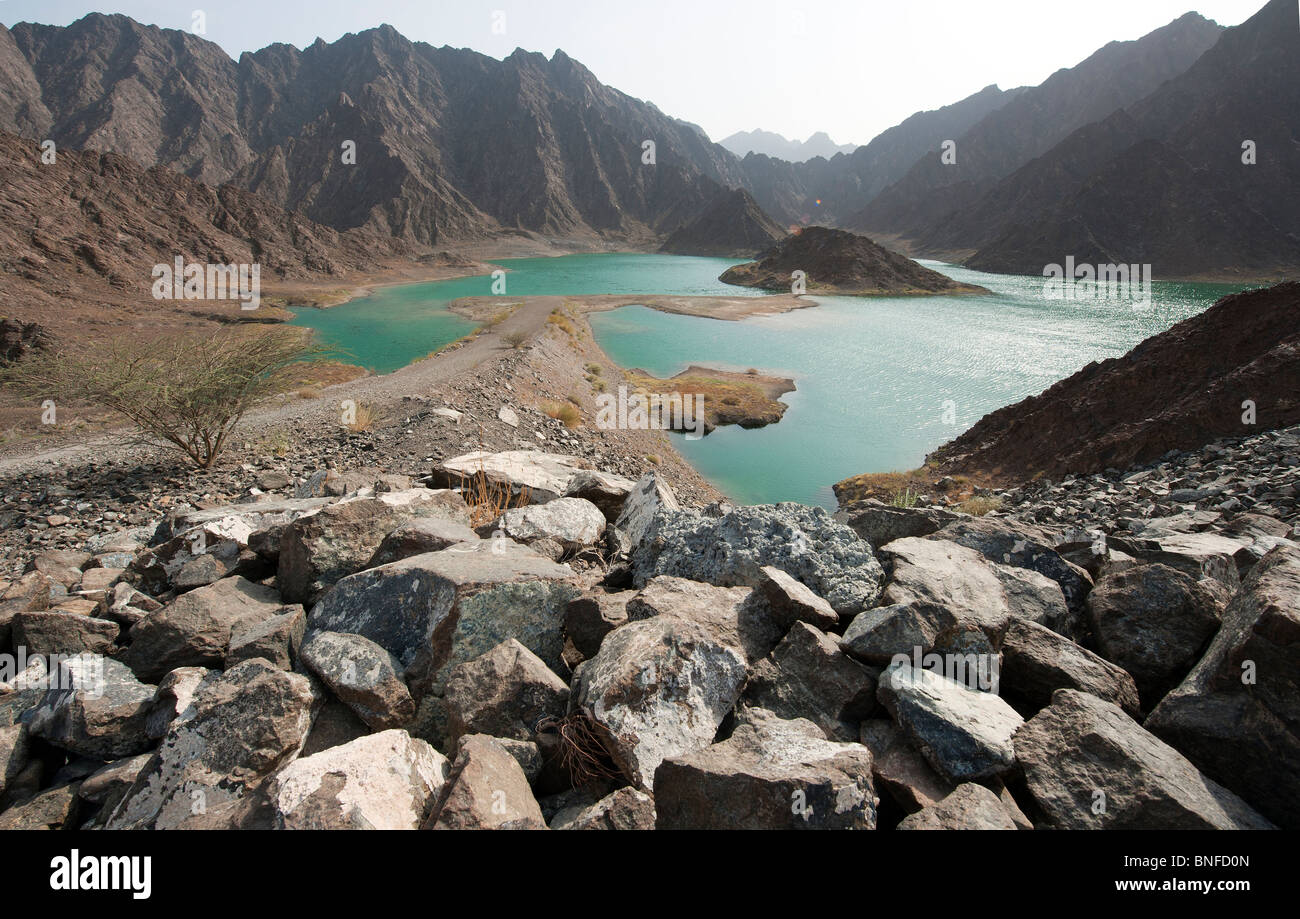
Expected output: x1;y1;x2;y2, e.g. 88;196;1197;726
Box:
289;254;1246;508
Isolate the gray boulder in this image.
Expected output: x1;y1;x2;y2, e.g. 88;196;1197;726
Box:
26;654;156;760
299;631;415;731
423;734;546;830
1000;618;1141;715
443;639;569;747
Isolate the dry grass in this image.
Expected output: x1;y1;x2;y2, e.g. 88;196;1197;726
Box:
296;387;321;400
958;495;1004;516
346;401;379;433
537;713;621;788
456;464;533;528
504;330;529;349
544;400;581;429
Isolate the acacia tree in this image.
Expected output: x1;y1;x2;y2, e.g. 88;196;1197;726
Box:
7;326;325;468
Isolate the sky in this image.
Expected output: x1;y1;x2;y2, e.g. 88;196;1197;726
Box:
0;0;1269;146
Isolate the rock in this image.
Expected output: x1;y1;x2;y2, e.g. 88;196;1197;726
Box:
563;470;636;522
26;654;156;759
226;605;306;670
755;565;838;631
158;497;333;548
0;782;80;830
12;611;119;657
27;550;89;589
424;734;547;830
1145;545;1300;828
309;540;579;699
654;710;877;830
433;451;589;503
270;730;449;830
551;787;656;830
1110;531;1246;591
300;700;370;758
300;631;415;731
928;518;1093;627
172;552;232;590
564;591;631;659
1087;563;1224;704
612;472;680;550
896;783;1019;830
1000;618;1141;715
279;489;471;604
742;621;877;741
79;754;152;807
834;501;959;547
497;405;519;427
366;518;479;568
119;577;286;681
626;576;777;663
858;720;954;813
1014;689;1274;829
443;639;569;747
107;659;317;830
841;537;1066;664
145;667;218;740
0;724;31;800
573;604;748;790
496;497;606;552
877;662;1024;783
631;503;883;618
79;567;124;594
0;571;53;648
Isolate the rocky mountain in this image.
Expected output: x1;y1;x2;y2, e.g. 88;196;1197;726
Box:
719;226;986;296
658;188;787;258
0;132;419;337
719;129;857;162
960;0;1300;278
0;15;746;246
926;281;1300;483
850;12;1226;248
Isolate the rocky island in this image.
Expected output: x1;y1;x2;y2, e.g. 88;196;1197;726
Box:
719;226;989;296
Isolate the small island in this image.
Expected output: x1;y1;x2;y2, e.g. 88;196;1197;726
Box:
719;226;989;296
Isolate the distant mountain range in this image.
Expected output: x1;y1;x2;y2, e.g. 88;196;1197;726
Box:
0;1;1296;279
718;130;857;162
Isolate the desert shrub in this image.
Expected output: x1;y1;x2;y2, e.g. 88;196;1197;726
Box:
504;330;528;349
5;327;324;469
544;400;581;429
958;495;1004;516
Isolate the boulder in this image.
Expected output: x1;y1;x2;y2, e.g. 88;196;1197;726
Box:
626;576;777;663
0;723;30;800
573;606;748;790
630;503;883;618
564;470;637;522
841;537;1067;664
300;700;370;758
1109;530;1246;592
145;667;218;740
877;662;1024;783
755;565;838;631
423;734;547;830
433;451;588;503
742;621;877;741
119;577;286;681
835;501;958;547
1000;618;1141;715
26;654;156;760
858;720;954;813
1146;545;1300;828
278;489;470;604
106;659;317;830
0;782;80;830
1087;563;1224;703
27;550;88;589
366;518;479;568
654;710;876;830
299;631;415;731
564;591;631;659
309;540;579;699
612;472;680;550
550;786;656;830
226;605;306;670
270;730;449;830
896;783;1018;830
79;754;152;809
496;497;607;552
443;639;569;747
0;571;53;648
1014;689;1274;829
13;611;118;657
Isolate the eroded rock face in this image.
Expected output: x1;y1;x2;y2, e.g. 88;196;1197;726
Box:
841;537;1066;665
1146;545;1300;828
1087;563;1225;704
896;783;1018;830
573;610;748;790
106;659;317;830
424;734;546;830
299;631;415;731
308;540;579;699
654;710;877;830
1014;689;1274;830
443;639;569;748
26;654;156;760
630;503;884;618
271;730;449;830
877;662;1024;783
119;577;286;681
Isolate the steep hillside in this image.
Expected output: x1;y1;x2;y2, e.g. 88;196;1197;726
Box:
659;188;786;257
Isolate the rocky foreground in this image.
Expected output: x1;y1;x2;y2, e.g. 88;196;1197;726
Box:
0;418;1296;830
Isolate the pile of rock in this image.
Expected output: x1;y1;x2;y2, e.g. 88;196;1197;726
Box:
0;441;1294;830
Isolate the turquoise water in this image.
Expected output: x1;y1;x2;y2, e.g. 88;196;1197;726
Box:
289;254;1247;508
287;253;757;372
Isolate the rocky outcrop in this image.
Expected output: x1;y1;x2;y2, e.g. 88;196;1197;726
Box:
719;227;987;296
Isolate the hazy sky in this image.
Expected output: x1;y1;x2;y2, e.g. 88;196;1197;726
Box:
1;0;1268;146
